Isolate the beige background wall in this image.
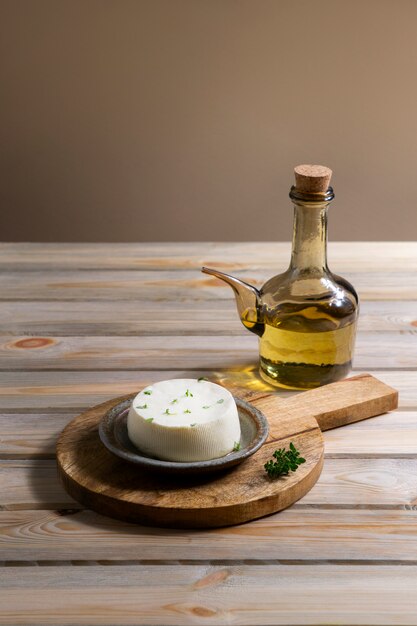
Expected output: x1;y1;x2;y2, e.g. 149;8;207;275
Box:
1;0;416;242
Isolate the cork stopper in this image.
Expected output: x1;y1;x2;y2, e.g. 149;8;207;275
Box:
294;164;332;193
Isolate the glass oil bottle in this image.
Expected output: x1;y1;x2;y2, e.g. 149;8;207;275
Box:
256;165;358;388
202;164;359;390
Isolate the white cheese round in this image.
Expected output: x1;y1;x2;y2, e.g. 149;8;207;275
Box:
127;378;241;462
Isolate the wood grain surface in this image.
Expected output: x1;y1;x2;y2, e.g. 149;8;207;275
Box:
1;299;416;336
1;508;417;562
0;241;415;270
1;333;416;370
1;268;417;300
0;242;415;625
2;565;417;626
0;562;417;626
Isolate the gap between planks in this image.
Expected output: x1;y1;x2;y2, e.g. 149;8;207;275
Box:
3;560;417;567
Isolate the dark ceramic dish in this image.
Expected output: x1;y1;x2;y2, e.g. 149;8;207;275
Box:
99;396;269;475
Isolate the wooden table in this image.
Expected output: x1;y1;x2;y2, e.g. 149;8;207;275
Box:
1;241;417;625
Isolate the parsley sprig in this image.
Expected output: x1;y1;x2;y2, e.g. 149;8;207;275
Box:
264;443;306;478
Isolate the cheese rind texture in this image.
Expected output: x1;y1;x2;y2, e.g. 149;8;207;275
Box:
127;378;241;462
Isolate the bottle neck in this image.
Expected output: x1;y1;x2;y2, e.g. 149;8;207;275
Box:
289;202;329;272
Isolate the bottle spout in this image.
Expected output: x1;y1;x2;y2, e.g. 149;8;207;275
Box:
201;267;263;335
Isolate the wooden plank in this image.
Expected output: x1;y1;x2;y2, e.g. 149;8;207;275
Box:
302;458;417;507
323;410;417;456
1;333;416;371
0;371;211;411
0;370;413;411
0;413;74;458
0;460;75;510
1;457;417;511
0;300;415;336
0;241;416;271
2;564;417;625
1;410;415;459
0;334;260;371
0;300;241;336
0;269;416;301
2;508;417;562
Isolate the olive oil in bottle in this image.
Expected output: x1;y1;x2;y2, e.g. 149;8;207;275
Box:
257;305;357;389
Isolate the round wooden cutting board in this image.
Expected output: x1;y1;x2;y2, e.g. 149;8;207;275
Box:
56;374;397;528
